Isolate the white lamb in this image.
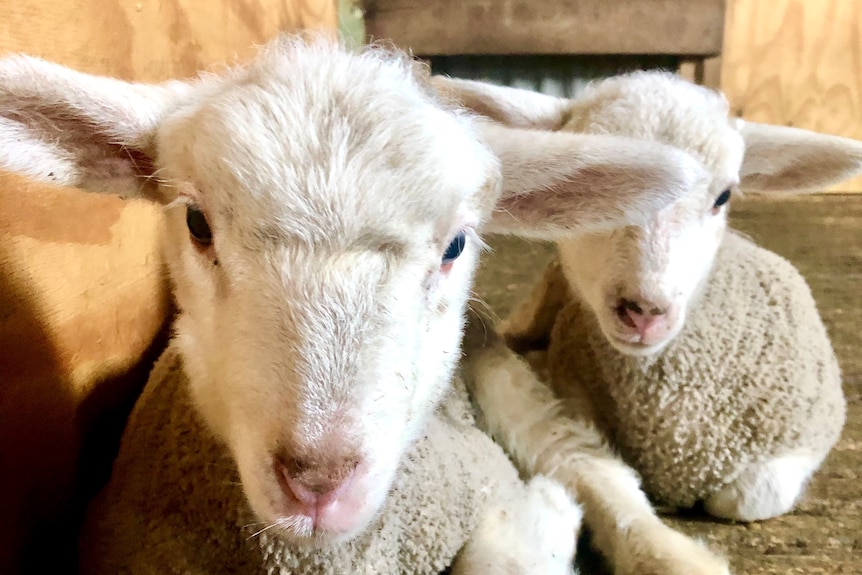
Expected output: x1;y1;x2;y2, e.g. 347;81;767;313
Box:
438;72;862;575
0;38;709;574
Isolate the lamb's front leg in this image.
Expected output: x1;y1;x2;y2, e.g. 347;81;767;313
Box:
556;451;729;575
451;475;581;575
499;258;570;354
461;324;729;575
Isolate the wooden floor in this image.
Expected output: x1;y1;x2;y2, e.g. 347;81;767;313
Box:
473;193;862;574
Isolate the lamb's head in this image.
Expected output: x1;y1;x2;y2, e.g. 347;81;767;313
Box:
554;73;742;355
438;72;862;356
0;39;705;545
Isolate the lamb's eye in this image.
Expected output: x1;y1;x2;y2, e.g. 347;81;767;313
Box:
713;189;732;210
186;205;212;245
442;231;467;265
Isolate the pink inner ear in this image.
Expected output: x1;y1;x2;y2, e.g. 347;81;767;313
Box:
90;148;156;184
494;182;609;230
122;147;156;179
495;190;552;220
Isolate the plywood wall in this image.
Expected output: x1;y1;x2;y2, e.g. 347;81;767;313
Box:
0;0;337;81
720;0;862;192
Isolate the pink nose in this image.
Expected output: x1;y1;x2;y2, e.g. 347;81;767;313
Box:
616;298;670;342
276;455;359;515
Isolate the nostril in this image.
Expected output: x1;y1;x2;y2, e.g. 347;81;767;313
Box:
616;302;637;328
620;298;644;315
280;455;308;480
278;464;318;507
649;306;667;316
275;455;359;508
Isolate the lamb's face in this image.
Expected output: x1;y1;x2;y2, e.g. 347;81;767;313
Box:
153;50;498;545
557;74;745;356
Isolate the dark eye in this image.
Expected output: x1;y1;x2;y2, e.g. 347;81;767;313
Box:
442;231;466;265
713;189;732;210
186;205;212;245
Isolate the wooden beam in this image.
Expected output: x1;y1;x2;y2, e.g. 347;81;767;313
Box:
364;0;725;57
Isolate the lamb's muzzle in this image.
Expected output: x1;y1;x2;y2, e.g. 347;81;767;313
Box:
272;446;361;535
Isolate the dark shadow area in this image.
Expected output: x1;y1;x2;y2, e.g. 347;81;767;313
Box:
0;242;75;575
19;315;172;575
430;54;680;98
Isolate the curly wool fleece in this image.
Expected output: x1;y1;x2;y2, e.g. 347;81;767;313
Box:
531;232;845;508
78;344;523;575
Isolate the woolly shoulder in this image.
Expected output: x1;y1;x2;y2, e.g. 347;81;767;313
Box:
713;232;824;335
78;346;263;574
693;230;843;412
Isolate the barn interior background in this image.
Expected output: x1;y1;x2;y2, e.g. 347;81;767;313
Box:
0;1;859;574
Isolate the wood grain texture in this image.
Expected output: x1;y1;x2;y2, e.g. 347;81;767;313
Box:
720;0;862;191
363;0;725;56
0;0;337;81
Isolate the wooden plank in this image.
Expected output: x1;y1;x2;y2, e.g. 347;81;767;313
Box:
364;0;725;57
719;0;862;192
0;0;337;81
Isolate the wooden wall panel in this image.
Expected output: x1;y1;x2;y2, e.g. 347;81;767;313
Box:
364;0;725;57
0;0;337;81
720;0;862;192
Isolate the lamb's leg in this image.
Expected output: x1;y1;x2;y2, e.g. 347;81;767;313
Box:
704;452;823;521
498;259;570;354
461;328;729;575
450;475;581;575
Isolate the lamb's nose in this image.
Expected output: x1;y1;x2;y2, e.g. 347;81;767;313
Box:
276;455;359;510
617;298;670;339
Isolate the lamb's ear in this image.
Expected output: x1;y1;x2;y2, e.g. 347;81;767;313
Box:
481;122;707;240
0;55;192;199
433;76;570;130
739;120;862;192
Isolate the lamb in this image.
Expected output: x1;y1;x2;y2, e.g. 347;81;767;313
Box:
438;71;862;575
0;38;709;574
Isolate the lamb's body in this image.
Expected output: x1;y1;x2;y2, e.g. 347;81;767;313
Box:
439;71;862;575
541;231;844;509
